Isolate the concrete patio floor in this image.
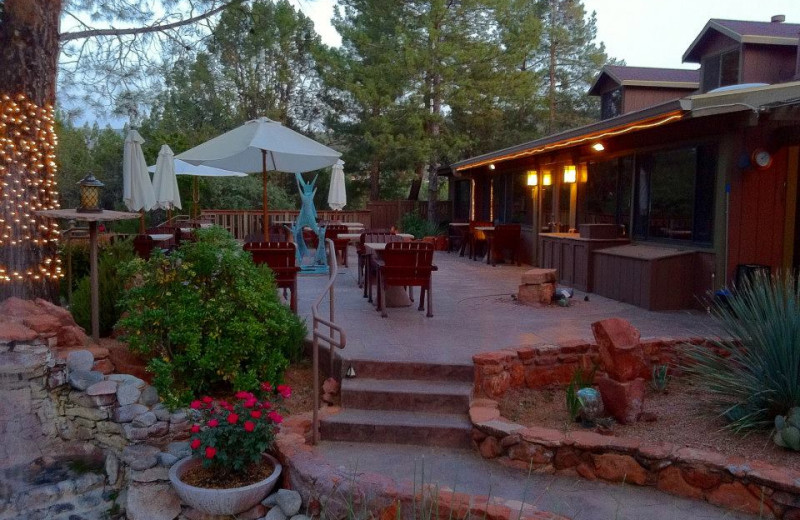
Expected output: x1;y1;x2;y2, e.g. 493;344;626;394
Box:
297;249;722;365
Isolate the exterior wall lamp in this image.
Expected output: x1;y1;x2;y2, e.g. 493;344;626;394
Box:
527;170;539;186
542;172;552;186
563;165;577;184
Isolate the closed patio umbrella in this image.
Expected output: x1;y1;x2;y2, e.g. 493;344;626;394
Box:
176;117;341;240
327;160;346;211
152;145;182;217
123;129;156;233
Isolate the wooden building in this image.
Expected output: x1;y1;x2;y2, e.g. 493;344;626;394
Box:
446;16;800;310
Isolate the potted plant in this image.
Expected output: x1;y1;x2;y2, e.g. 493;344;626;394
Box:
169;382;291;515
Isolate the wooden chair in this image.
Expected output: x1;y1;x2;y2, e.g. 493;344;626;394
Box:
467;221;492;260
358;232;402;299
486;224;522;266
324;224;350;267
448;223;468;254
243;242;301;313
376;241;438;318
133;234;159;260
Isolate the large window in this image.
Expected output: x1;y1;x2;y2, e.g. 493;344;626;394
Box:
580;156;633;231
492;171;533;224
701;49;739;92
601;88;623;120
453;179;471;221
633;145;716;244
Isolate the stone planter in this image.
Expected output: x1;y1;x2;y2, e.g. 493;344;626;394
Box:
168;454;282;515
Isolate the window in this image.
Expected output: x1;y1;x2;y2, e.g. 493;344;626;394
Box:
633;145;716;244
492;171;532;224
453;179;471;221
701;49;739;92
580;156;633;230
601;87;623;119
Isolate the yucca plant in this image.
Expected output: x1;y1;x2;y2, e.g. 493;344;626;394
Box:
685;272;800;432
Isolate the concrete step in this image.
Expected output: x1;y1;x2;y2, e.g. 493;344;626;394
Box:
341;378;472;414
345;359;474;383
319;409;472;448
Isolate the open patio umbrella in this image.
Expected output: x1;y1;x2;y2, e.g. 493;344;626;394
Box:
123;129;156;233
327;160;346;211
175;117;341;240
152;145;182;217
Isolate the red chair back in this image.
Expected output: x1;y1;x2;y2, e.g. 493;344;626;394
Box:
381;241;436;286
243;242;300;286
133;234;157;260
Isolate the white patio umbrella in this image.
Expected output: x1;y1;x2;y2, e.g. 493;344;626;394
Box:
176;117;341;240
327;160;346;211
123;129;156;233
152;145;182;215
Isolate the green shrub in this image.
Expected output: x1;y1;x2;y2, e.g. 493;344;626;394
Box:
117;227;306;408
59;240;90;301
70;239;135;337
566;365;595;422
398;210;443;239
686;272;800;432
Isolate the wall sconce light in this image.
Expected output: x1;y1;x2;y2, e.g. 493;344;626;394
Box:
542;172;552;186
77;173;104;213
580;167;588;183
527;170;538;186
563;165;577;184
592;143;605;152
489;163;496;170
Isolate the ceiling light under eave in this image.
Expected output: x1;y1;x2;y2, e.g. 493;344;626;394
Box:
592;143;605;152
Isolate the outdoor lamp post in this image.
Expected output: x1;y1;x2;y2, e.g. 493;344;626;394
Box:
77;174;104;213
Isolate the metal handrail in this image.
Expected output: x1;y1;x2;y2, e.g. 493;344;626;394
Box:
311;238;346;445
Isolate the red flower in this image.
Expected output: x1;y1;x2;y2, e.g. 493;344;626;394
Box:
190;438;201;450
235;391;253;400
250;410;262;419
244;421;255;432
261;401;272;410
260;381;273;392
227;413;239;424
205;446;216;459
268;411;283;424
243;399;257;408
208;419;219;428
190;400;202;409
218;400;230;409
201;396;213;404
190;424;200;433
277;385;292;398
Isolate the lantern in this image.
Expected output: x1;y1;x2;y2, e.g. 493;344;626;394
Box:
527;170;539;187
563;165;577;184
77;174;104;213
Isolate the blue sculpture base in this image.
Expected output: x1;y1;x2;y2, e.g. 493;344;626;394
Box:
300;265;329;275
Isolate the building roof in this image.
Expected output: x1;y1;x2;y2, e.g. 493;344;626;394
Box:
684;18;800;62
450;81;800;173
588;65;700;95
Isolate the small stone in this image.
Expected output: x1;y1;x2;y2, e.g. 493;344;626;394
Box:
262;491;279;507
596;376;646;425
68;369;103;391
265;506;288;520
276;489;302;516
479;436;502;459
158;452;178;467
87;380;118;396
132;411;158;428
117;383;142;406
105;453;120;485
591;453;647;485
114;403;149;423
167;441;191;459
322;377;340;395
169;410;187;423
126;482;181;520
139;385;160;406
122;444;160;470
108;374;146;388
152;404;171;422
131;466;170;482
239;503;266;519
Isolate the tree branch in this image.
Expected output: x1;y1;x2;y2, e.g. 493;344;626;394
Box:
59;0;243;42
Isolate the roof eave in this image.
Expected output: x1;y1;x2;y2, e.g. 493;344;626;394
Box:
683;20;742;63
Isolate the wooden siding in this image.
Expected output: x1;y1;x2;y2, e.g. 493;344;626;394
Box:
622;86;697;114
741;44;798;84
726;145;789;280
538;235;629;292
201;209;371;240
365;200;452;230
690;31;739;62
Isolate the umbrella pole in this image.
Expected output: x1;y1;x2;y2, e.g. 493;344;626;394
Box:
139;210;145;234
193;177;199;220
262;149;269;242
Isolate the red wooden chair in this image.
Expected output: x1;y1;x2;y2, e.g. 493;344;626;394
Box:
359;232;402;300
486;224;522;266
324;224;350;267
133;234;159;260
376;241;438;318
243;242;301;313
467;220;492;260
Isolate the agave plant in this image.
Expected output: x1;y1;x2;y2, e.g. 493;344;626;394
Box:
685;272;800;432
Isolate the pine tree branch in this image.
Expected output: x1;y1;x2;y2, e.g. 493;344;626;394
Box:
59;0;243;42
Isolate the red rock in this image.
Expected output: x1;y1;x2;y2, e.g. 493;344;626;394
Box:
472;398;499;409
707;482;773;516
34;298;78;326
596;376;645;424
524;364;575;388
379;501;400;520
473;350;515;366
558;339;593;354
322;377;340;395
591;453;647;485
472;428;488;442
638;442;674;460
93;358;115;375
520;268;557;285
520;426;565;448
681;465;721;490
515;346;537;362
482;372;510;398
479;436;502;459
508;442;553;465
0;321;38;342
657;466;703;499
509;360;525;387
518;283;555;306
22;313;62;334
553;447;581;469
673;447;729;470
576;463;597;481
57;326;89;348
0;297;42;318
592;318;648;382
470;406;500;423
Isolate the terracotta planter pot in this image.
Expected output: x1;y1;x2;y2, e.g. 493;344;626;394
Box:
422;235;449;251
168;454;282;515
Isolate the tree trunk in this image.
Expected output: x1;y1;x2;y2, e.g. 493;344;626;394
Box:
407;163;425;200
0;0;62;301
369;158;381;201
548;0;557;134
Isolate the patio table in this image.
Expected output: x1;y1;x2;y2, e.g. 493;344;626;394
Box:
364;243;413;308
148;233;174;242
472;226;495;261
340;232;413;243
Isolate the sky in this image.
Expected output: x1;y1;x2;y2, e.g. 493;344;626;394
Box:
289;0;800;69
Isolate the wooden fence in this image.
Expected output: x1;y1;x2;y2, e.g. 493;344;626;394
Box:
366;200;452;230
200;209;372;240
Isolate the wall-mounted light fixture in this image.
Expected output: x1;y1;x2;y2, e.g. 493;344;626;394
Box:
563;165;577;184
592;143;605;152
542;172;552;186
527;170;538;186
488;163;496;170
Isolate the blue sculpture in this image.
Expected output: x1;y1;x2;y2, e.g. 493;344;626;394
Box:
291;173;327;271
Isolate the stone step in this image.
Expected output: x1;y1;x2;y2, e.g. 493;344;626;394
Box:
320;409;472;448
345;359;474;383
341;378;472;414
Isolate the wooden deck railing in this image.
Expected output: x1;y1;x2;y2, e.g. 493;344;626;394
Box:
200;209;372;240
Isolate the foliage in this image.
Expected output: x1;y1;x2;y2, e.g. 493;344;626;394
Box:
188;383;290;476
774;407;800;451
685;272;800;432
651;364;670;393
71;239;135;337
399;211;443;239
59;240;90;301
566;365;595;422
117;227;306;408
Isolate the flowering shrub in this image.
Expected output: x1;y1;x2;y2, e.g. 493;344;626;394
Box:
188;381;291;475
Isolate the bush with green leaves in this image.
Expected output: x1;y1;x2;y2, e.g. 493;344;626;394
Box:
70;239;135;337
398;210;443;239
686;272;800;432
117;227;306;408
